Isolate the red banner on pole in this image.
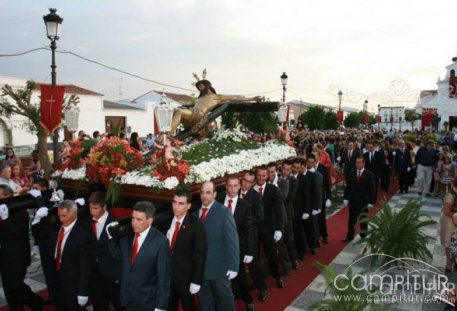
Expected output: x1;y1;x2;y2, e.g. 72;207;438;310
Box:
364;114;369;124
376;115;381;123
40;85;65;133
421;108;437;128
337;110;343;123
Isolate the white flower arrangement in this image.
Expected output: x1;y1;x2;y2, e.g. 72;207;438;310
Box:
57;136;296;190
213;128;247;142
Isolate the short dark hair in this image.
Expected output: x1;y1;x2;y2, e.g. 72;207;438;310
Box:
0;184;14;198
88;191;107;206
175;189;192;204
256;165;268;172
93;131;100;138
307;153;316;160
226;175;241;184
32;178;49;190
356;156;365;163
282;159;293;166
133;201;156;219
292;158;301;165
267;162;277;168
244;170;255;178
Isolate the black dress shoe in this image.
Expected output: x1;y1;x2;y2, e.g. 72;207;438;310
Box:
342;237;354;242
323;237;330;244
246;302;256;311
311;248;317;255
259;289;268;301
276;278;285;288
292;260;300;269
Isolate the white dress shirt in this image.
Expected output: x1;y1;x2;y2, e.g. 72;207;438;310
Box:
136;225;152;252
166;214;186;247
199;200;215;218
253;183;266;196
55;218;77;260
93;210;109;240
224;195;238;215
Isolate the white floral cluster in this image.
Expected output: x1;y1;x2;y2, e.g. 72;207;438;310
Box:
60;167;86;180
184;143;296;184
213;128;247;142
120;169;180;190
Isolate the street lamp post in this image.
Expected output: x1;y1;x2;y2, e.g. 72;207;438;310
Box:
280;72;288;103
280;72;288;126
43;8;63;164
378;104;381;131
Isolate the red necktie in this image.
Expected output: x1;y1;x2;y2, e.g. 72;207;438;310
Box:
55;227;65;271
200;207;208;222
170;221;180;249
228;199;233;212
130;233;140;264
357;170;362;183
258;187;263;195
92;219;98;238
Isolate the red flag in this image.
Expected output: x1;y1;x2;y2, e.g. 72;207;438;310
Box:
364;114;369;124
337;110;343;123
40;85;66;133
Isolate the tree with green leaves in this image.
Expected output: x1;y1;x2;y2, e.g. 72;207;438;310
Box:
221;110;237;130
0;80;78;173
343;112;361;128
324;110;338;130
239;111;278;134
404;109;421;131
299;105;326;130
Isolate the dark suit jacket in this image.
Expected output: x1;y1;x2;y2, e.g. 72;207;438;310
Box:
293;173;310;217
281;175;298;219
344;169;375;209
90;213;122;280
317;164;332;202
217;193;255;258
394;148;411;172
51;219;94;297
363;150;384;178
170;213;207;287
258;183;285;231
304;171;319;212
340;148;360;176
109;226;171;311
195;201;239;279
241;189;264;226
0;208;31;266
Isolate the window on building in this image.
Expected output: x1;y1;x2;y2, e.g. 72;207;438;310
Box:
451;69;455;77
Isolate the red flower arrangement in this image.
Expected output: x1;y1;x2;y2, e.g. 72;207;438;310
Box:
60;139;97;171
85;137;144;186
150;139;190;182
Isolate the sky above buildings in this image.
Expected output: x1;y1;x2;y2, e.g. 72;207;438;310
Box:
1;0;456;112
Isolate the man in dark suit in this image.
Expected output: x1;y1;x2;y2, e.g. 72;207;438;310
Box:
339;141;360;184
278;160;299;269
379;143;394;192
108;201;171;311
291;158;310;260
52;199;94;310
88;191;122;311
197;181;239;311
363;141;383;202
0;186;45;311
394;140;412;194
217;176;255;311
343;157;375;242
301;157;319;255
167;189;207;311
254;166;285;289
313;154;332;245
239;171;266;301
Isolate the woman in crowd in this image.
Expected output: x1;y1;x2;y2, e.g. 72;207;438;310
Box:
11;163;30;194
405;141;417;187
3;148;22;167
441;156;454;194
0;164;23;196
130;132;146;152
434;153;444;197
440;177;457;276
26;150;44;184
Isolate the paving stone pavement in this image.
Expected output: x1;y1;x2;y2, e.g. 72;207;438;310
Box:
286;185;454;311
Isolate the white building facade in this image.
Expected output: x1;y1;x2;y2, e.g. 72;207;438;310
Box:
417;56;457;130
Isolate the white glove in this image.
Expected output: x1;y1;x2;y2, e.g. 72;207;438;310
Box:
325;199;331;208
273;230;282;242
392;151;396;156
367;204;374;209
77;296;88;306
226;270;238;280
28;189;41;198
343;200;348;206
302;213;310;220
56;189;65;201
105;221;119;239
243;255;253;263
154;309;166;311
75;198;85;206
407;167;411;172
31;207;49;225
337;156;341;162
0;204;9;220
312;209;319;216
189;283;201;294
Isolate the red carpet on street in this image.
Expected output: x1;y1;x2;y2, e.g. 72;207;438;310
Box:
2;182;398;311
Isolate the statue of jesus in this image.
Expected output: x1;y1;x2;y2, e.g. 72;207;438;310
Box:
168;79;261;135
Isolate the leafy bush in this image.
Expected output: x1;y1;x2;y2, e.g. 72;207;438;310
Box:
359;200;436;265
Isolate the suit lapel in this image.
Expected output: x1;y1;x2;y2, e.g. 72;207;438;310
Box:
174;213;190;249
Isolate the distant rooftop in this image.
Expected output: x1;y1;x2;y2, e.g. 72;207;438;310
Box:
103;100;144;110
420;90;438;98
35;83;103;96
